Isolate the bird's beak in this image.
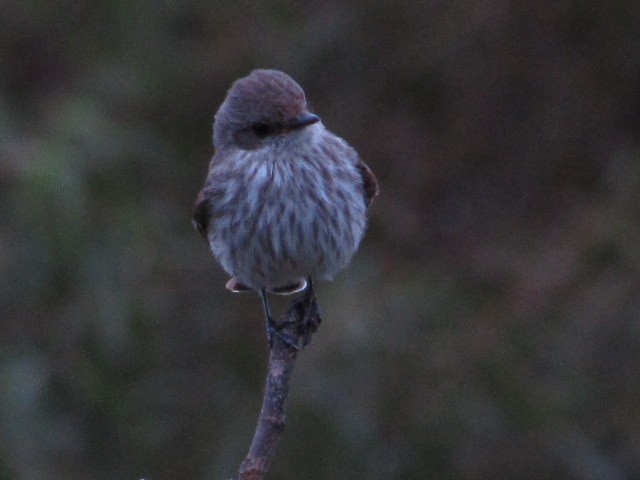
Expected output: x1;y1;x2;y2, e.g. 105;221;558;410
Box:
288;112;321;130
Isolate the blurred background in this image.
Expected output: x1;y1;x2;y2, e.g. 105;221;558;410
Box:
1;1;639;479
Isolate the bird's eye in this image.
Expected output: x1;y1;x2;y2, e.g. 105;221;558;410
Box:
235;122;282;149
251;123;272;137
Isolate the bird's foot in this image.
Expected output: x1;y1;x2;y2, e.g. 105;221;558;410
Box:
266;316;300;351
263;281;322;350
294;286;322;347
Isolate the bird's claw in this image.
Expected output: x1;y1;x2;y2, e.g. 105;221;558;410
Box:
266;317;300;351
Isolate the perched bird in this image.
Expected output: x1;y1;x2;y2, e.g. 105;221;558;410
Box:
193;69;378;346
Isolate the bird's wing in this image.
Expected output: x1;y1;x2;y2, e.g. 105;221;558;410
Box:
193;153;223;238
356;158;379;207
192;189;212;239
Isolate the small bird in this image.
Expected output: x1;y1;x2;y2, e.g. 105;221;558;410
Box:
193;69;378;347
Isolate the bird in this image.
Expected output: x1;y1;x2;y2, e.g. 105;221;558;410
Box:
193;69;378;347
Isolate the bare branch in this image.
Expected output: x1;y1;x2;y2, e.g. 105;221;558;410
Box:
237;288;321;480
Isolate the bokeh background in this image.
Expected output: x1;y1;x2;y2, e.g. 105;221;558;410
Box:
2;1;640;479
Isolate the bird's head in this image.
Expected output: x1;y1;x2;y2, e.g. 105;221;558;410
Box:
214;69;321;150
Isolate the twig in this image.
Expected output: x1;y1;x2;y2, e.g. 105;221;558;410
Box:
237;288;321;480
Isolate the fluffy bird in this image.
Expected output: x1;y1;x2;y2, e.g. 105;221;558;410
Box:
193;69;378;346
